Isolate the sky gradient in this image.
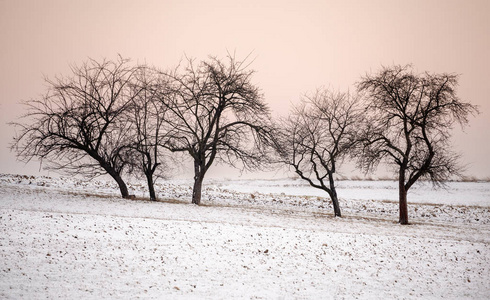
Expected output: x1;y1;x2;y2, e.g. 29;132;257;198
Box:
1;0;489;179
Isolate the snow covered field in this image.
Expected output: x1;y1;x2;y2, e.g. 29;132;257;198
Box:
1;174;489;299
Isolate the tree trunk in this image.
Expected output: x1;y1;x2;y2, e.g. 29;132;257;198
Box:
113;172;130;199
146;172;156;201
328;174;341;217
192;175;204;205
331;192;341;217
98;159;129;198
192;159;205;205
399;177;409;225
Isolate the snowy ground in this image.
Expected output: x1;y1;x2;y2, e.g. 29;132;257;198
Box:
0;174;489;299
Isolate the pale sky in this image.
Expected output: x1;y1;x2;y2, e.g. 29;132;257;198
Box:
1;0;489;179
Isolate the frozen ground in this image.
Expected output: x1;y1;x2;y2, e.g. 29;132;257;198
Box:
0;174;489;299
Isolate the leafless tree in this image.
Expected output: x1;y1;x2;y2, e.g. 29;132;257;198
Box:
126;66;173;201
11;57;142;198
357;65;479;224
162;54;275;205
275;89;362;217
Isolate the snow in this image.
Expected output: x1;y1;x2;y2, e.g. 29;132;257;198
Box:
213;178;490;207
1;174;489;299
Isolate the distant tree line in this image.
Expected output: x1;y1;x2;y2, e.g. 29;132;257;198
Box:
11;55;478;224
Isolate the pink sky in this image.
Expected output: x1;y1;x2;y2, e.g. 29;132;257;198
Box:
1;0;489;179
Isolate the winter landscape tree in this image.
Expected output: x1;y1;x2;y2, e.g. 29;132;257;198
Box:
11;57;142;198
275;89;362;217
162;54;275;205
126;66;172;201
357;65;479;224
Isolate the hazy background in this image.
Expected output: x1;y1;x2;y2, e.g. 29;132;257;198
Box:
1;0;489;180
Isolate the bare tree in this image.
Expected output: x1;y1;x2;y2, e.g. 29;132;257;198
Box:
11;57;142;198
162;54;275;205
357;65;479;224
276;89;362;217
126;66;172;201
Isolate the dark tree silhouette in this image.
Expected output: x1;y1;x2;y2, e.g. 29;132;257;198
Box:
11;57;142;198
162;54;275;205
276;89;362;217
357;65;479;224
126;66;173;201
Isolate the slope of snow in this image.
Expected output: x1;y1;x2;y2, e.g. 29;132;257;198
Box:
0;174;489;299
212;178;490;207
